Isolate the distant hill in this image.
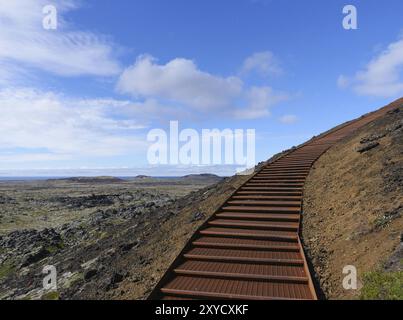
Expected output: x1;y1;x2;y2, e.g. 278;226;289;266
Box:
134;175;150;179
180;174;223;183
48;176;124;184
130;174;223;183
182;173;220;179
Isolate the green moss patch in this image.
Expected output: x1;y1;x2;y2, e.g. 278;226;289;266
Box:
41;291;60;300
360;271;403;300
0;262;15;281
45;242;65;254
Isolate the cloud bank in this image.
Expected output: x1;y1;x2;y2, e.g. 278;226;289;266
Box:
339;37;403;98
117;54;288;120
0;0;121;81
0;88;146;163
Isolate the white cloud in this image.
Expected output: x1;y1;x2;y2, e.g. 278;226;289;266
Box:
117;55;243;111
339;37;403;97
117;55;288;120
337;75;350;88
0;88;146;163
241;51;282;77
0;0;121;81
279;114;298;124
234;87;288;119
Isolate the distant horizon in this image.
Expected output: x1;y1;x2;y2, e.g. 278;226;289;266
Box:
0;170;230;180
0;162;256;178
0;175;229;182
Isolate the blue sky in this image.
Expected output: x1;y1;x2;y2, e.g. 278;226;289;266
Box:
0;0;402;176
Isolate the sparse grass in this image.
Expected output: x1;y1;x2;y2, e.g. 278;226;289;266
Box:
45;242;65;254
95;231;109;239
360;271;403;300
0;262;15;281
64;272;84;289
45;245;59;254
372;210;402;230
32;210;48;217
41;291;60;300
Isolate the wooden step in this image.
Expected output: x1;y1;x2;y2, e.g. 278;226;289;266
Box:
232;195;302;201
246;181;305;185
192;236;300;251
251;177;305;182
208;219;299;231
244;186;303;191
215;212;300;222
199;227;298;241
273;161;314;166
236;191;302;196
183;254;304;265
260;170;310;174
259;169;310;174
240;187;303;192
227;200;300;207
222;206;300;213
160;286;310;301
253;175;307;180
174;269;309;284
183;247;304;265
269;165;312;170
276;156;315;160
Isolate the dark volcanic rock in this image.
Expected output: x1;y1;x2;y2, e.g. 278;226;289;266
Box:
119;241;138;253
384;243;403;272
0;228;61;251
191;211;205;222
145;201;155;208
107;272;125;290
111;272;124;284
0;168;236;299
0;195;14;204
360;134;384;144
21;247;50;267
54;194;115;209
356;142;380;153
84;269;98;281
